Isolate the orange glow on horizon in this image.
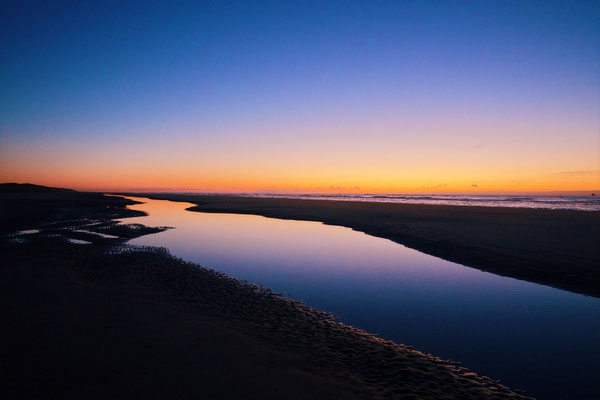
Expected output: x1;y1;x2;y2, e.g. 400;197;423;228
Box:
1;121;598;194
1;165;598;194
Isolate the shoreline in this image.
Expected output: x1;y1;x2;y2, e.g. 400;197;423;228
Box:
2;238;533;399
119;193;600;298
166;192;600;212
1;186;535;398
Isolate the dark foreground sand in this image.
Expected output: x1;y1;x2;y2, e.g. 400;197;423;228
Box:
1;184;534;398
128;193;600;298
2;240;533;399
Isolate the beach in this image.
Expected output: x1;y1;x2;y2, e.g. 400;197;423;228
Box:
123;193;600;298
1;185;536;398
4;1;598;398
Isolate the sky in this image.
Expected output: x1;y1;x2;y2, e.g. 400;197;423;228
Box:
1;0;599;193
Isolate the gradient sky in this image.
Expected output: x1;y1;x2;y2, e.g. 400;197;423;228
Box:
1;0;599;193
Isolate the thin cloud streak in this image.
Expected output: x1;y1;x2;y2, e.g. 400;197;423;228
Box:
554;170;600;176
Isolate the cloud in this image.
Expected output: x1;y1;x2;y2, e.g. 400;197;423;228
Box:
473;143;484;150
420;184;447;190
471;184;478;187
129;187;207;192
554;169;600;176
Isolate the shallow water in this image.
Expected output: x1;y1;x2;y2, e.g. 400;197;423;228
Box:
122;196;599;400
73;230;120;239
17;229;40;235
68;238;92;244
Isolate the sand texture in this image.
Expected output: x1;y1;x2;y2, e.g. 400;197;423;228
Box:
2;237;533;399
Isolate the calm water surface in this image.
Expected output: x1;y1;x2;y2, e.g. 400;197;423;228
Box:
122;197;599;400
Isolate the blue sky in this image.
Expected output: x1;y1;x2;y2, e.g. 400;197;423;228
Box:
1;1;598;191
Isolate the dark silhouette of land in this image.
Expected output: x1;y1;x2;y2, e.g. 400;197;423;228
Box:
123;193;600;298
1;183;534;399
0;183;143;233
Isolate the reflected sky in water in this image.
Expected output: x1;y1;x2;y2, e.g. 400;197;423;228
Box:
123;197;599;400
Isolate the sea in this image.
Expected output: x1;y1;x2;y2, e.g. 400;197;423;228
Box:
175;193;600;212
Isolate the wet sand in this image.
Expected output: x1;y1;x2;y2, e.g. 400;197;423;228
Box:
1;184;534;398
2;239;534;399
127;193;600;298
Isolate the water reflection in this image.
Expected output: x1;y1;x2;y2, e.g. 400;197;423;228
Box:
122;197;599;400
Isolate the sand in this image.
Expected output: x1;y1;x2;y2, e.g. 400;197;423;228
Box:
126;193;600;298
2;240;533;399
1;184;537;398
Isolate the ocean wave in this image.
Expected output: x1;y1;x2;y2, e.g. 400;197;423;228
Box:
230;194;600;211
